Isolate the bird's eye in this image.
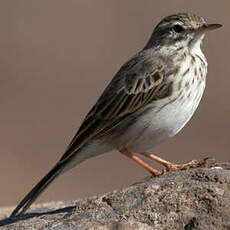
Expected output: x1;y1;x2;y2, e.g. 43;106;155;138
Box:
172;25;185;33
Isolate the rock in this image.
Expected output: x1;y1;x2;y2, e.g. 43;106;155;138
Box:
1;168;230;230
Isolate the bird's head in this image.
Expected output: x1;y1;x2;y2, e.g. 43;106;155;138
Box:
146;13;222;50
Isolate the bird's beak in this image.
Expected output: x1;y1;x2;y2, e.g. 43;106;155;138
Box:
194;24;222;34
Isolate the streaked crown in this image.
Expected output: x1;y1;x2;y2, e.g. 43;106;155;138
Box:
155;13;206;32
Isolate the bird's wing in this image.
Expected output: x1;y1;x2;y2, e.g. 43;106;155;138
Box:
60;52;171;163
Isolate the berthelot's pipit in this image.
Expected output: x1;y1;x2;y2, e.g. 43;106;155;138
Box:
10;13;222;217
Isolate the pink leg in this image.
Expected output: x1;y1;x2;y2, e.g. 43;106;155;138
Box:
120;148;162;176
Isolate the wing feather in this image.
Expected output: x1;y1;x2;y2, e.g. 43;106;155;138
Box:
59;52;168;162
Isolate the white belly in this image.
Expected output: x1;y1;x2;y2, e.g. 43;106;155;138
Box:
125;82;205;152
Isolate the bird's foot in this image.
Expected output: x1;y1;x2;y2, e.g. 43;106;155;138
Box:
137;152;215;174
164;157;211;172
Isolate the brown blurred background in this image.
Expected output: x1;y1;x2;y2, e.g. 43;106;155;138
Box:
0;1;229;207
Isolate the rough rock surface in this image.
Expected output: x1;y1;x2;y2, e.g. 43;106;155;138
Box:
1;168;230;230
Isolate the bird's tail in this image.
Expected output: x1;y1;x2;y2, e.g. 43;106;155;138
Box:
10;163;64;218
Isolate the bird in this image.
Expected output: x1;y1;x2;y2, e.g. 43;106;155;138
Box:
10;13;222;218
